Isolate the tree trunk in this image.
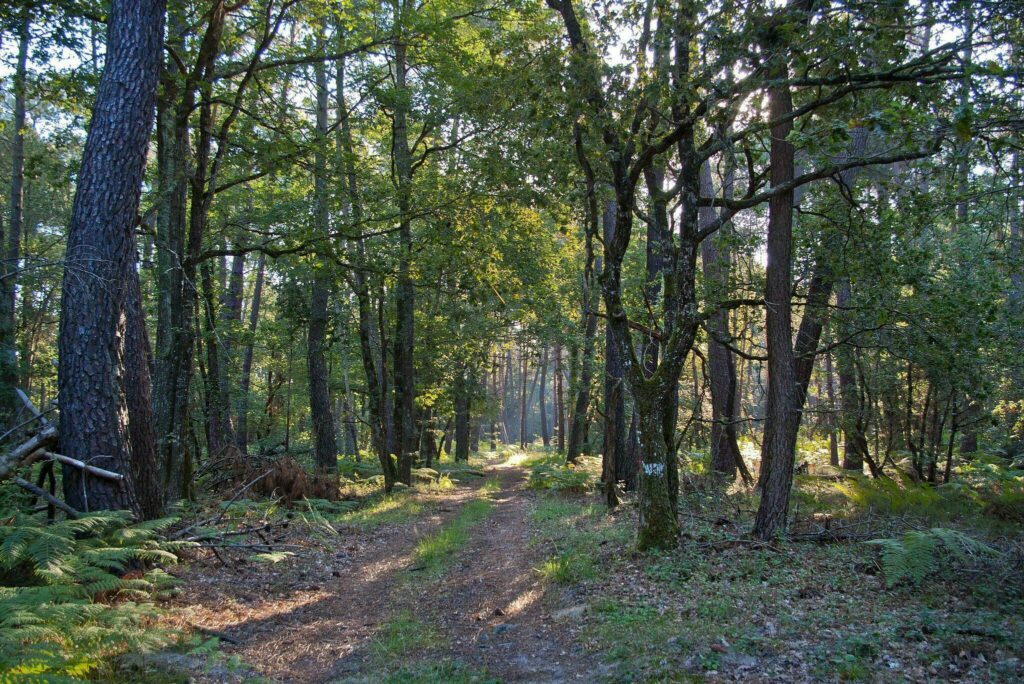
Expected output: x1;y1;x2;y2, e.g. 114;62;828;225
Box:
519;348;529;448
602;204;625;505
753;59;800;541
555;342;565;452
1;19;30;426
824;350;840;467
540;347;550;447
392;31;417;484
237;252;265;454
337;45;395;488
699;161;747;481
835;283;869;473
566;214;603;463
308;46;337;475
58;0;166;515
454;367;471;461
200;261;234;456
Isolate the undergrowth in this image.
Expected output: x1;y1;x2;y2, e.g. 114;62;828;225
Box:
0;512;191;680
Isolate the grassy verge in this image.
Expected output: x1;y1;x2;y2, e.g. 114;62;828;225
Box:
412;498;493;576
530;495;629;586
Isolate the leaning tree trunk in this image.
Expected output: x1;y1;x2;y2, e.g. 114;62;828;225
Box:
58;0;166;516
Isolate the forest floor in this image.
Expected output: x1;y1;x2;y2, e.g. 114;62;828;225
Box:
125;450;1024;683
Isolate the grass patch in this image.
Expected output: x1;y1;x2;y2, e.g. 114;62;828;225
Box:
412;498;493;575
537;551;596;584
337;493;426;529
380;659;496;683
529;496;629;592
370;612;438;661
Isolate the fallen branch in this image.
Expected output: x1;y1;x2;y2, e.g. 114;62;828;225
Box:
12;477;81;518
0;425;58;481
40;451;124;482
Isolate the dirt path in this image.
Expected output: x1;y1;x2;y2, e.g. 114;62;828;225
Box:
423;462;589;683
166;458;588;683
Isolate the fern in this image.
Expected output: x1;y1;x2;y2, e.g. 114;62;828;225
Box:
0;511;193;680
527;461;597;492
866;527;995;588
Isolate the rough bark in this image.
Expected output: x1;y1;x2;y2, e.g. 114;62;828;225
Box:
58;0;166;515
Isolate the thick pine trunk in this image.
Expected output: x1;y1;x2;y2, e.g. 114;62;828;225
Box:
58;0;166;515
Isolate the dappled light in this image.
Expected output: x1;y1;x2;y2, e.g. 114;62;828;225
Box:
1;0;1022;680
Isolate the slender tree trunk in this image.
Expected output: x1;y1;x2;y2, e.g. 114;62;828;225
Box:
753;54;800;540
336;44;395;488
308;45;338;475
519;347;528;447
602;204;625;505
566;215;603;463
824;350;840;467
836;283;869;473
555;342;565;452
392;26;417;484
237;252;264;453
699;160;747;481
454;367;470;461
1;19;30;425
58;0;166;515
199;261;233;455
539;347;550;447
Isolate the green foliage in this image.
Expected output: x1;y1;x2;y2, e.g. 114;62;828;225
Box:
0;512;191;679
536;550;596;584
866;527;996;588
412;499;493;576
370;612;438;660
527;456;598;492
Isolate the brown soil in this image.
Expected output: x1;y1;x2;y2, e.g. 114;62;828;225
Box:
164;458;590;683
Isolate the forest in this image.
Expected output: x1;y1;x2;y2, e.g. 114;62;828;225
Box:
0;0;1022;680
